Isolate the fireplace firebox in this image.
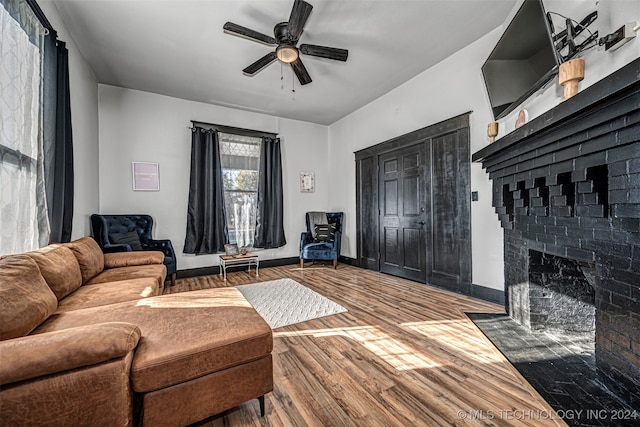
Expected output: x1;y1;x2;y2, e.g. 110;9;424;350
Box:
473;59;640;406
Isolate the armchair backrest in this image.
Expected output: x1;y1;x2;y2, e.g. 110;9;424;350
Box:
90;214;154;248
305;212;343;234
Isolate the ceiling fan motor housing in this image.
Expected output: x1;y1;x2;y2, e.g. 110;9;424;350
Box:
274;22;295;44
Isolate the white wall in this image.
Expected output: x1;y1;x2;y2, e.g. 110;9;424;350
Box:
497;0;640;136
39;0;100;239
328;0;640;291
98;85;329;270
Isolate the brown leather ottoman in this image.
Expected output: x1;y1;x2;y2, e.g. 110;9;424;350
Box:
33;288;274;426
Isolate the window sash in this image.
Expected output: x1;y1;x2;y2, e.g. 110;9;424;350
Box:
219;133;261;247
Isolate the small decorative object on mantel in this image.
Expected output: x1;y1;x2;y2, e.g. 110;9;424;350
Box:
487;122;499;143
559;58;585;101
515;109;528;129
300;171;315;193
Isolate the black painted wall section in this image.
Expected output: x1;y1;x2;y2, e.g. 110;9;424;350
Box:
474;59;640;405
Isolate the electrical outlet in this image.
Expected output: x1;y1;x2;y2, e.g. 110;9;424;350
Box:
605;22;637;51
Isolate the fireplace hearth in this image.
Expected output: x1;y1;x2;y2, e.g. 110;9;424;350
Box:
473;59;640;409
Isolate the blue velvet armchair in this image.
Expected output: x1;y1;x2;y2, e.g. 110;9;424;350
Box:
299;212;343;269
90;214;177;285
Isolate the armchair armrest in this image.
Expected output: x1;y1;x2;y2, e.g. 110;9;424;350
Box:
102;242;132;253
0;322;141;386
300;231;313;252
145;238;175;259
332;230;342;251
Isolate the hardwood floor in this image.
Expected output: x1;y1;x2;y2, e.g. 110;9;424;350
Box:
166;264;566;427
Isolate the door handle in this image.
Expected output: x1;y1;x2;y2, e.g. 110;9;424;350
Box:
415;221;426;225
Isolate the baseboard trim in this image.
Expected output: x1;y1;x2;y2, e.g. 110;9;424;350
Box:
261;257;300;268
176;256;301;279
470;283;505;306
338;256;358;266
427;280;505;306
177;265;219;279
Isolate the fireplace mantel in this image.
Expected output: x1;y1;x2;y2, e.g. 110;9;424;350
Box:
472;58;640;404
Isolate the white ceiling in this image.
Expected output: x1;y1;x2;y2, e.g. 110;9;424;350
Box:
52;0;518;125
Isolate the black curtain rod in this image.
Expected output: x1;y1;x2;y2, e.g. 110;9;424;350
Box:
26;0;57;37
191;121;277;139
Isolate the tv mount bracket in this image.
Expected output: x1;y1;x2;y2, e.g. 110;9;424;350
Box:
547;10;598;63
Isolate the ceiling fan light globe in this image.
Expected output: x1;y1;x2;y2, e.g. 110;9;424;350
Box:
276;45;299;63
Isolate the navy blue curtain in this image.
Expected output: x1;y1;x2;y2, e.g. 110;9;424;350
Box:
43;36;74;243
254;137;286;248
183;128;228;254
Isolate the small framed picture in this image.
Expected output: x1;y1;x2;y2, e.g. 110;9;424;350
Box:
132;162;160;191
300;171;315;193
224;244;239;256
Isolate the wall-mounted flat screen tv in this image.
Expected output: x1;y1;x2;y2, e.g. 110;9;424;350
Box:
482;0;560;120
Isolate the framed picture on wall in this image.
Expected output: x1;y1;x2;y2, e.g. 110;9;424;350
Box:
132;162;160;191
300;171;315;193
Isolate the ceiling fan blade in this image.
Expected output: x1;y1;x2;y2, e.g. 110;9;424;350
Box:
243;52;277;76
223;22;277;46
286;0;313;42
300;44;348;61
291;58;312;85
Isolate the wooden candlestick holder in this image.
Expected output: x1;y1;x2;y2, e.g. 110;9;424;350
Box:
487;122;499;143
559;58;585;101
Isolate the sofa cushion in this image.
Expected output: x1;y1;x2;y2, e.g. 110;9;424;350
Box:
85;264;166;289
104;251;164;269
109;231;143;251
64;237;104;284
56;278;161;312
33;288;273;393
0;322;141;385
0;255;58;340
26;245;82;300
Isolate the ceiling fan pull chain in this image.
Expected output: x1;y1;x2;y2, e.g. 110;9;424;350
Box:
292;68;295;93
280;62;284;90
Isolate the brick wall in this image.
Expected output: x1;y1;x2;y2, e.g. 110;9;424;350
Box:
474;59;640;405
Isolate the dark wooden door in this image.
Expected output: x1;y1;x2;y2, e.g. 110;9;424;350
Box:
427;129;471;291
379;144;428;281
356;156;379;270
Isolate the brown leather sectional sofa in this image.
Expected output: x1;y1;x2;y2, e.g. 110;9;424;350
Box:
0;237;273;426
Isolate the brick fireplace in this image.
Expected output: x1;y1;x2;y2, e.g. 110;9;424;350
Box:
473;59;639;405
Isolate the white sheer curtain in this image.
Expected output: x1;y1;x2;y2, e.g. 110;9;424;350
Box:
0;0;49;255
219;132;261;248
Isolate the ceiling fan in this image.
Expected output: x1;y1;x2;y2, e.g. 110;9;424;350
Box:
223;0;348;85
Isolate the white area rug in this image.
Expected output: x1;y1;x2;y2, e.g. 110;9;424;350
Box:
235;278;347;329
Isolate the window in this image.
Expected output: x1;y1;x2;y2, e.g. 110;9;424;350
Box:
184;126;285;254
219;132;261;248
0;0;49;254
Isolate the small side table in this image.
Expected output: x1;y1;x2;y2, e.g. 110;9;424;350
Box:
219;253;259;281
